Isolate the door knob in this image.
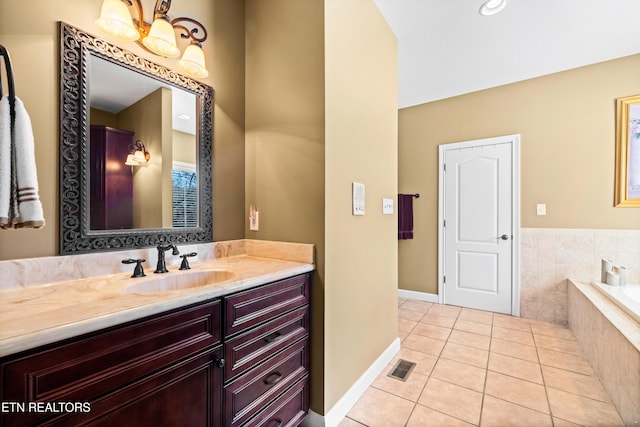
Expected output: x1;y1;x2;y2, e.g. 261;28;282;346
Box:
500;234;509;240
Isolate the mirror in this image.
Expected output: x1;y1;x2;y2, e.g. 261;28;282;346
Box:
59;22;213;254
614;94;640;207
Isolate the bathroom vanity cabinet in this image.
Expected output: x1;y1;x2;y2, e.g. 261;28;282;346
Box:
0;272;311;427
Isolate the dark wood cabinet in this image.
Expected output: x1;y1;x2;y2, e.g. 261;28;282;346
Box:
89;125;134;230
223;273;311;426
51;346;223;427
0;300;223;427
0;273;311;427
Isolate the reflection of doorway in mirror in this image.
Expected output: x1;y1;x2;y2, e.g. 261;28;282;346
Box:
628;104;640;199
172;161;197;228
89;125;134;230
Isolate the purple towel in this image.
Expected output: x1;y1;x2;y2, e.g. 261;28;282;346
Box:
398;194;414;240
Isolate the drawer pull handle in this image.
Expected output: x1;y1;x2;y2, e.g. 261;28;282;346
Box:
263;371;283;385
216;358;226;368
264;331;284;343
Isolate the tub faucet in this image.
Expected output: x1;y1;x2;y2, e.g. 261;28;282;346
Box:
154;244;180;274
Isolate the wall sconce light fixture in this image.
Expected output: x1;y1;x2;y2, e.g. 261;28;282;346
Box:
96;0;209;78
479;0;508;16
125;140;151;166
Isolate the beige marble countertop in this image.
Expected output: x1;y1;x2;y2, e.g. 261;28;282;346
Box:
0;252;314;358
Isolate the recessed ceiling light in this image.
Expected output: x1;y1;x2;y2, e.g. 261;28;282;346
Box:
177;113;191;120
479;0;508;16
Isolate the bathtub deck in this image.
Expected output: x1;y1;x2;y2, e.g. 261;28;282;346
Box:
568;279;640;425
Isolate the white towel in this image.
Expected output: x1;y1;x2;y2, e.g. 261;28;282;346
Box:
0;96;11;227
0;96;44;229
12;96;44;229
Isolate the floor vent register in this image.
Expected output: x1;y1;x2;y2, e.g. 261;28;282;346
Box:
387;359;416;382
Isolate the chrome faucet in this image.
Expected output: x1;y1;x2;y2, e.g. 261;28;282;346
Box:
154;244;179;273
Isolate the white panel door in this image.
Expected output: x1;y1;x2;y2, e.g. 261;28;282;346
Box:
443;142;513;314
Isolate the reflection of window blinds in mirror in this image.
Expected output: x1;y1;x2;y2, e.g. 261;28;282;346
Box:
172;161;197;228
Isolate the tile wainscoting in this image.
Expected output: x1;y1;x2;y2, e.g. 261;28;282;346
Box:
521;228;640;325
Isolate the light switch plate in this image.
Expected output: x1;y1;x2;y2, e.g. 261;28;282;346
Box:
352;182;365;215
536;203;546;216
382;198;394;214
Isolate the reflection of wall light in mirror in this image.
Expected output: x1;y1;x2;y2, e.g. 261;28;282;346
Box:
479;0;508;16
95;0;209;79
125;140;150;166
177;113;190;120
106;160;123;171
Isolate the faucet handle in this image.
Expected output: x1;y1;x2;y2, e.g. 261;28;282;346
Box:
179;252;198;270
122;259;146;278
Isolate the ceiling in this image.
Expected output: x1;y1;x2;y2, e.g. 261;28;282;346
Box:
374;0;640;108
89;55;197;135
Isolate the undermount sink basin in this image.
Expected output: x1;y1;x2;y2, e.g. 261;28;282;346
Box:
125;270;235;294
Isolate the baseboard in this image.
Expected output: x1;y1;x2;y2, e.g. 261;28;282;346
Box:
308;337;401;427
301;410;325;427
398;289;440;303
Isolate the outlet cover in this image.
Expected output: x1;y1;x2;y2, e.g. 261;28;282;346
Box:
352;182;365;215
536;204;546;216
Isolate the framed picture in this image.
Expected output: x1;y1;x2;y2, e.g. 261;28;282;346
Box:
614;94;640;207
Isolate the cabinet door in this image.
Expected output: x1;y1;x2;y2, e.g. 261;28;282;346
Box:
1;300;221;427
47;346;224;427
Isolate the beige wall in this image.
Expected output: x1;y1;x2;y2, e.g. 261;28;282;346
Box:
324;0;398;411
211;0;246;242
0;0;245;259
245;0;326;412
119;88;167;229
245;0;398;414
399;54;640;294
172;131;197;164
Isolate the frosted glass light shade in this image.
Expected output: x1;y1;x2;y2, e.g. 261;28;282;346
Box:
479;0;508;15
133;150;148;164
142;17;180;58
178;43;209;78
95;0;139;41
125;154;139;166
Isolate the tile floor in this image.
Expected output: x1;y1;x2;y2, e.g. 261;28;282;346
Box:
339;298;625;427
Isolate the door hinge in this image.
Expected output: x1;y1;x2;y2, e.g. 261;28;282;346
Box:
443;164;447;172
443;276;446;283
443;220;446;227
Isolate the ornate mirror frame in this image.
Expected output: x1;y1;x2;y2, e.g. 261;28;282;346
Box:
59;22;213;254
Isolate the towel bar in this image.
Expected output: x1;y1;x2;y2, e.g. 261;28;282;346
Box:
0;44;16;125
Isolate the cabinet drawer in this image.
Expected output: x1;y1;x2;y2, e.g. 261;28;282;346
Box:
225;338;308;427
224;305;309;381
244;375;309;427
1;300;221;405
224;273;310;337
